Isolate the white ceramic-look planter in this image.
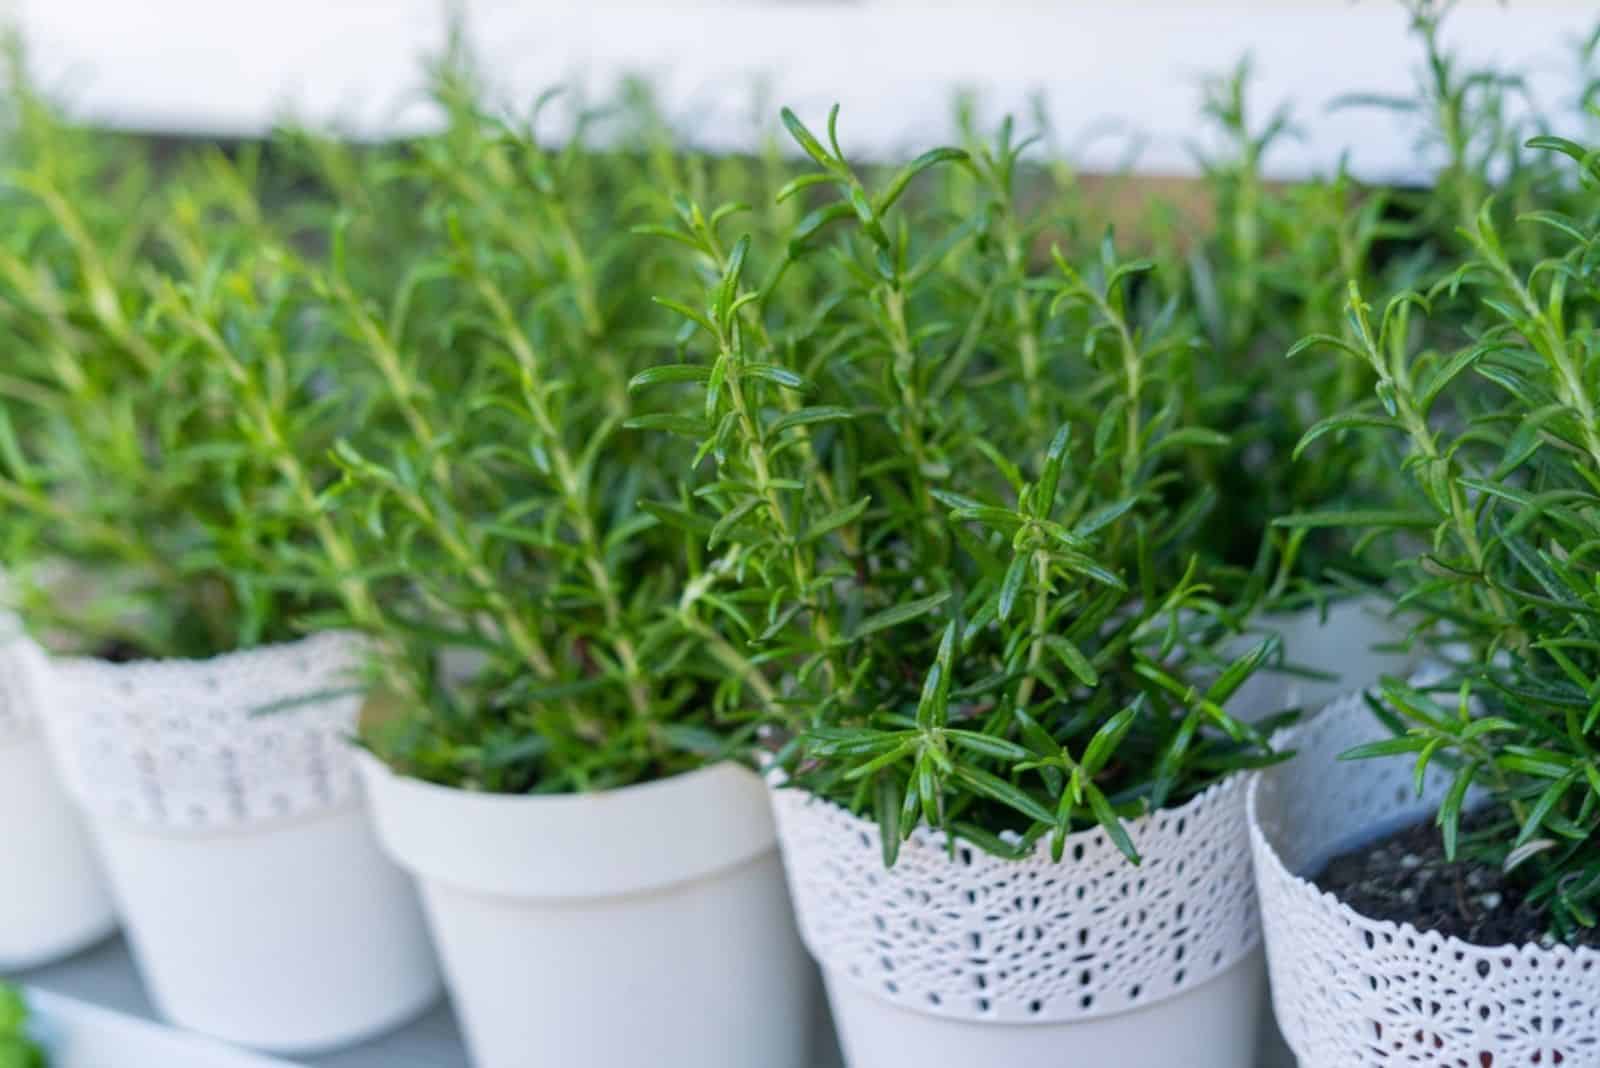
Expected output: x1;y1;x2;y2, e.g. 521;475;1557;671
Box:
360;755;816;1068
1228;596;1416;723
0;635;116;971
1250;692;1600;1066
770;775;1264;1068
38;633;442;1054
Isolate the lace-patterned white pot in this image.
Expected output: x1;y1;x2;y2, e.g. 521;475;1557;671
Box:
37;633;442;1054
1250;690;1600;1067
1228;596;1417;724
0;631;117;970
770;774;1263;1068
359;754;817;1068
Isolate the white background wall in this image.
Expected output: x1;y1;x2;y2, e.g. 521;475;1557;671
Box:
7;1;1597;182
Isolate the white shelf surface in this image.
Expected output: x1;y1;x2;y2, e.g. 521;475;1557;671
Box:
10;932;1302;1066
17;937;469;1068
14;934;847;1068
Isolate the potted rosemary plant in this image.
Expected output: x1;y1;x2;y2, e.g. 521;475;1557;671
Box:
1252;137;1600;1065
335;77;815;1068
636;108;1286;1067
0;117;439;1050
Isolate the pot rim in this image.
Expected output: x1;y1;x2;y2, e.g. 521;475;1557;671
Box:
776;764;1246;866
358;751;779;901
359;746;747;812
53;628;360;679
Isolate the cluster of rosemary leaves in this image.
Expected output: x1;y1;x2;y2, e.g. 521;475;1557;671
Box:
0;63;360;658
636;109;1290;865
628;8;1598;865
323;59;797;793
1292;133;1600;937
0;46;796;792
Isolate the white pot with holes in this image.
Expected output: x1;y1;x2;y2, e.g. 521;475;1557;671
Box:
1250;691;1600;1066
37;633;442;1054
0;630;116;971
1228;596;1417;723
770;774;1264;1068
358;754;817;1068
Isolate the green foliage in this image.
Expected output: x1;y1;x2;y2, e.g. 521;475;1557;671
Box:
0;98;383;658
1169;63;1408;599
0;48;805;794
636;106;1286;866
323;70;789;793
6;8;1596;835
0;985;44;1068
1285;131;1600;937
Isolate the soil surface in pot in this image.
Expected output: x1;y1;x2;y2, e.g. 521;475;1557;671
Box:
1314;808;1600;949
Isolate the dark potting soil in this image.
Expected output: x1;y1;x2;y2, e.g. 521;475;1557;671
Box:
94;639;149;663
1313;808;1600;949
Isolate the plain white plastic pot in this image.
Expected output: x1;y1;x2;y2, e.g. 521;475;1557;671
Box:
771;774;1264;1068
1250;692;1600;1066
359;754;816;1068
0;636;116;971
38;633;442;1054
1228;596;1417;723
821;951;1262;1067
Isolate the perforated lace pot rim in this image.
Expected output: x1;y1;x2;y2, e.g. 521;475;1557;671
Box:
769;769;1263;1027
358;753;818;1068
39;631;371;834
1249;691;1600;1067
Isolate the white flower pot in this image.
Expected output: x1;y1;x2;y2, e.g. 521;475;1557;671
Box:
359;754;817;1068
37;633;442;1054
0;636;116;970
770;774;1264;1068
1250;691;1600;1066
1228;596;1416;723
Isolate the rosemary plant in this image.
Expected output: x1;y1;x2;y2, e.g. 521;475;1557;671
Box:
1177;64;1420;603
1283;136;1600;937
322;76;780;793
1341;2;1584;273
1171;0;1595;618
636;108;1285;866
0;86;367;657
